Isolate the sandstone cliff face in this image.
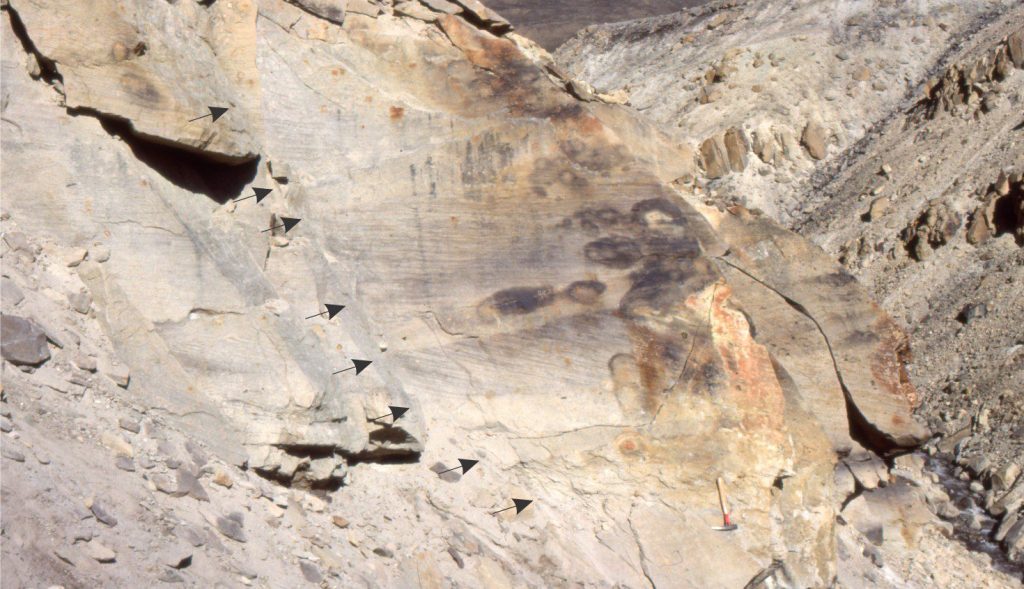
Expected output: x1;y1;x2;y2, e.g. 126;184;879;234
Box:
1;1;932;586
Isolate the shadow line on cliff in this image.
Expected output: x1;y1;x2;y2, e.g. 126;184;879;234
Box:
68;107;258;204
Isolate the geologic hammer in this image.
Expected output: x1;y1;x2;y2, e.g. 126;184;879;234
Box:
712;477;738;531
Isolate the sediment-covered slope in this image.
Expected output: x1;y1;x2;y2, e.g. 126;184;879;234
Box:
1;0;932;586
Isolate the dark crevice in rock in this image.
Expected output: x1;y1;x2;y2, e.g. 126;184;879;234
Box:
67;107;258;204
252;436;422;490
716;256;912;456
4;5;62;85
253;445;345;491
344;450;422;466
744;559;793;589
448;1;512;36
992;183;1023;245
283;0;346;26
839;472;866;511
344;425;423;466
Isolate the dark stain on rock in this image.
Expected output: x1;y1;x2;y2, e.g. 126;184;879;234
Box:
389;106;405;120
485;286;556;316
845;330;880;346
819;271;857;286
584;236;642;268
573;207;624;232
627;325;678;412
324;6;344;22
528;156;591;200
462;131;516;200
631;198;685;226
120;71;161;104
565;280;606;305
619;259;687;315
640;234;701;258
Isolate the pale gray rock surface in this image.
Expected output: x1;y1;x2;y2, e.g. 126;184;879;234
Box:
1;0;999;588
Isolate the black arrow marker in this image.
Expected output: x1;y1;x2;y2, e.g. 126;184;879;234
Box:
491;498;533;516
369;405;408;422
333;359;372;376
262;217;301;233
436;458;479;476
188;106;229;123
305;304;345;320
234;187;272;204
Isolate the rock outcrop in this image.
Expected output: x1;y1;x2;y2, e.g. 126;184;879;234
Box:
560;0;1024;575
0;0;951;587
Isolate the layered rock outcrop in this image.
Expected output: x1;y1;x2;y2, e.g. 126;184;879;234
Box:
1;0;934;586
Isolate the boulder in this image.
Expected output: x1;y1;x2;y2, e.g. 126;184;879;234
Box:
0;315;50;365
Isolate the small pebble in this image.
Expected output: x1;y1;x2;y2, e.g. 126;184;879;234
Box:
118;417;141;434
84;540;116;563
90;501;118;527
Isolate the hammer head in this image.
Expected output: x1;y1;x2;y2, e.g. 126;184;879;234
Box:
712;513;738;531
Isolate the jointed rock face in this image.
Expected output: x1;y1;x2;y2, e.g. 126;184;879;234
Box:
1;0;1015;587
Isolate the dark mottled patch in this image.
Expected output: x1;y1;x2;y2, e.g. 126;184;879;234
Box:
584;236;642;268
486;286;556;315
565;280;606;304
819;271;857;286
558;139;628;173
463;131;516;200
389;106;405;120
619;259;686;313
631;198;685;226
845;330;880;345
573;207;624;232
120;72;161;104
640;234;700;258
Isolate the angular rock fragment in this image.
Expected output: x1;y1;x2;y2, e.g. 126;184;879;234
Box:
0;315;50;365
175;469;210;502
83;540;117;563
90;501;118;527
118;417;141;434
203;510;246;543
801;121;828;160
299;560;322;583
